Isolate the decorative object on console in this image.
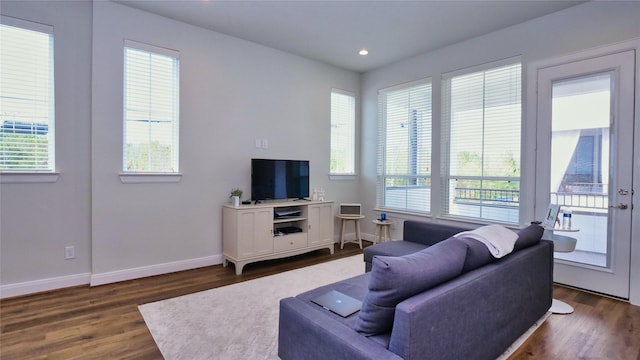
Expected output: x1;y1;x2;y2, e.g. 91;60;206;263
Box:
230;188;243;207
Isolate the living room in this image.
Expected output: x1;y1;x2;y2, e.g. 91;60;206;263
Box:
1;0;639;358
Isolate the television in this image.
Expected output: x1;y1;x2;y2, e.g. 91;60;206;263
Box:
251;159;310;201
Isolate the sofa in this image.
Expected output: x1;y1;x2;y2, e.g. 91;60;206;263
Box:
278;221;553;360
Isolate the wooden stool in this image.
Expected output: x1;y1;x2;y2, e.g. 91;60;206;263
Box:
337;215;365;249
372;219;393;244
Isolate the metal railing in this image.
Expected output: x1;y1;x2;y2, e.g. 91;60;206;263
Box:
553;182;609;210
453;187;519;207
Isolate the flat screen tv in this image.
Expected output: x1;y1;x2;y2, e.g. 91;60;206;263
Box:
251;159;310;201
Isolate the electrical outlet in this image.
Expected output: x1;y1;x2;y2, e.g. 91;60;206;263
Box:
255;138;261;148
261;138;269;149
65;246;75;260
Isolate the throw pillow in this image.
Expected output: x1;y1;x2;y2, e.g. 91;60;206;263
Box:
513;224;544;251
354;239;467;336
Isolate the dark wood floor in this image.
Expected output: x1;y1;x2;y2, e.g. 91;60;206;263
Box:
1;243;639;360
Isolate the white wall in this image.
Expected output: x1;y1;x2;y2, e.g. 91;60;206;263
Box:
90;2;360;283
1;0;360;295
0;1;93;294
359;1;640;304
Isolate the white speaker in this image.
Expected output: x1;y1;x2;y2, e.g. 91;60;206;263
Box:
339;203;361;216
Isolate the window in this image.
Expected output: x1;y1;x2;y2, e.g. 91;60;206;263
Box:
123;40;179;173
0;17;54;172
442;60;521;223
378;80;432;213
330;89;355;175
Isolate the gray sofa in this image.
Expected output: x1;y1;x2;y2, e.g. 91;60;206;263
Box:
278;221;553;360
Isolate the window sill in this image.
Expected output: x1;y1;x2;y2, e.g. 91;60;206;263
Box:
119;173;182;184
329;174;357;181
0;172;60;184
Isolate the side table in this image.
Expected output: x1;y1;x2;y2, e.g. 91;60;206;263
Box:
372;219;393;244
543;228;579;314
336;214;365;249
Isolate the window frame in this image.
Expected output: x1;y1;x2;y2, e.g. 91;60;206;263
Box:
0;16;58;183
377;78;432;214
122;40;180;179
441;58;522;224
330;88;356;178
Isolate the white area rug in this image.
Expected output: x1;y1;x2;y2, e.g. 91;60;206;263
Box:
139;254;548;360
138;255;365;360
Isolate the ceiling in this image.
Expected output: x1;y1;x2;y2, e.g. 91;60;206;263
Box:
115;0;585;73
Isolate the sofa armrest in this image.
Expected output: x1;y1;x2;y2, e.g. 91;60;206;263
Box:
388;241;553;360
278;297;402;360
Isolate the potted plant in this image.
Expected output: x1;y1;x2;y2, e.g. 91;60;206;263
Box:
230;188;243;207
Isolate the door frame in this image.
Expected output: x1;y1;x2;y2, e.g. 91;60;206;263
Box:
523;38;640;305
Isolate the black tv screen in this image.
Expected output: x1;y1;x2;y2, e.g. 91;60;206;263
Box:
251;159;310;201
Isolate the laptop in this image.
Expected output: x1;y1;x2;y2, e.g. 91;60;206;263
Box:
311;290;362;317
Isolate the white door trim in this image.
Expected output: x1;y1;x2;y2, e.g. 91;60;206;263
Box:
525;38;640;305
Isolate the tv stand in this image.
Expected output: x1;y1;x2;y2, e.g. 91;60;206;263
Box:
222;200;334;275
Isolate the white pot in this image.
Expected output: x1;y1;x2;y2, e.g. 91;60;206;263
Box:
232;196;240;207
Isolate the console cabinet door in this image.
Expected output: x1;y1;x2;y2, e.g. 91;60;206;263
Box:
308;203;334;246
237;209;273;258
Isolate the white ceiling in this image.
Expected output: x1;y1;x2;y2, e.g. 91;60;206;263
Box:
115;0;585;73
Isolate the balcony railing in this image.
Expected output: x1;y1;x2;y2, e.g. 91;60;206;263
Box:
454;187;519;207
553;182;609;210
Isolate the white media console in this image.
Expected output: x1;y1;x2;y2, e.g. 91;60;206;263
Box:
222;200;334;275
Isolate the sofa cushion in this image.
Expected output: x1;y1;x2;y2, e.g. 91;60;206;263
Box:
355;239;467;336
363;240;428;266
452;237;495;272
513;224;544;251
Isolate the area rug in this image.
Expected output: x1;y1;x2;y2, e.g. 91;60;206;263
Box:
138;255;365;360
139;255;549;360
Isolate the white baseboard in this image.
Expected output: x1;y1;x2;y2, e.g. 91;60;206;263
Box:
90;254;223;286
0;272;92;299
1;255;224;298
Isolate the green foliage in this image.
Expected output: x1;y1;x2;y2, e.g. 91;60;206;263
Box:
0;133;50;170
455;150;520;199
125;141;174;172
230;188;243;198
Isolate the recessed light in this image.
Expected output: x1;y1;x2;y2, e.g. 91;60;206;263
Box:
359;49;369;56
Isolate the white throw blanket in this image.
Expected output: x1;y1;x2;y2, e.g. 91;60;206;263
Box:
454;224;518;258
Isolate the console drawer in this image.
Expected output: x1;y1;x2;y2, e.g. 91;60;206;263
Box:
274;233;307;251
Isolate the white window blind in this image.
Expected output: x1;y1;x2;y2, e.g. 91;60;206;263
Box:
330;89;355;175
378;80;432;213
0;17;55;172
442;61;521;223
123;40;179;173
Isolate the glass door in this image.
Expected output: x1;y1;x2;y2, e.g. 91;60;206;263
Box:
536;50;634;299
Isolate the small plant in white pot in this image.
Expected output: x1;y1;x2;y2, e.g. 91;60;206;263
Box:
230;188;243;207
